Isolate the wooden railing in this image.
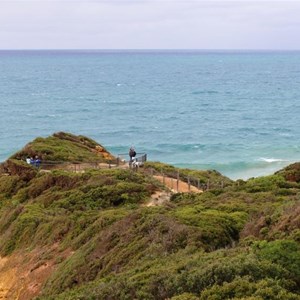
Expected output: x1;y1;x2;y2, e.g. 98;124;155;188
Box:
143;167;226;192
117;153;147;164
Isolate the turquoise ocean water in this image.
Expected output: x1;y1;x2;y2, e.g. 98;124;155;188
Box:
0;50;300;180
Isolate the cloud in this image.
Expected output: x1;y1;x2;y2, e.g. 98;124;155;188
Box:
0;0;299;49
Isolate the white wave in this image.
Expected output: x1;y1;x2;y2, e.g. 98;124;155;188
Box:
258;157;287;163
47;114;62;118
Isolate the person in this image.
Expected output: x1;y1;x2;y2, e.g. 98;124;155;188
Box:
26;157;31;164
34;155;41;168
129;147;136;166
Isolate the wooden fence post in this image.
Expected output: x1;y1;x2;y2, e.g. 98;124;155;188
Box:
207;179;210;190
177;171;179;192
188;176;191;192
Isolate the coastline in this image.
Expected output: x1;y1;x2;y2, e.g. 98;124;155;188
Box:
0;152;296;181
1;51;300;181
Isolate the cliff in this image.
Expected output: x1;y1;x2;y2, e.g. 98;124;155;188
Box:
0;134;299;300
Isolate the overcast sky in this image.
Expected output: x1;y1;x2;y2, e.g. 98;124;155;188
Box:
0;0;299;50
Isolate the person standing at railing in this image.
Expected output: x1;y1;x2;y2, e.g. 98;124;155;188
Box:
129;146;136;166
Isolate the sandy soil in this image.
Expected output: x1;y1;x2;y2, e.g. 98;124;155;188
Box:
0;256;16;299
144;191;172;207
0;245;73;300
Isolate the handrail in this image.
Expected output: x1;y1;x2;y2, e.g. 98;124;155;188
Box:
117;153;147;163
143;167;226;192
1;156;226;192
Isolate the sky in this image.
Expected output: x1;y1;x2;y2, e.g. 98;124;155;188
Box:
0;0;300;50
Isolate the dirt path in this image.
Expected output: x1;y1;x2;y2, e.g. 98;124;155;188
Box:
153;175;203;193
143;191;172;207
144;175;202;207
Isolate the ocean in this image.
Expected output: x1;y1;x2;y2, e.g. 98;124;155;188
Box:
0;50;300;180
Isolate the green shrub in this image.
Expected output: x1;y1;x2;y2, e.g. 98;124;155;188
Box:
0;175;25;198
171;293;199;300
1;203;45;254
171;206;248;249
199;277;300;300
243;175;287;193
253;240;300;284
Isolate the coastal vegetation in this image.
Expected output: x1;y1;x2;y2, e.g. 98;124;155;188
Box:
0;133;299;299
10;132;115;163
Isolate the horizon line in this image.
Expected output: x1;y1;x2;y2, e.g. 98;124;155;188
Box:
1;48;300;52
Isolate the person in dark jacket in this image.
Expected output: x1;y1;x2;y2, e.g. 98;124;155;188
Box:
129;147;136;166
34;155;41;168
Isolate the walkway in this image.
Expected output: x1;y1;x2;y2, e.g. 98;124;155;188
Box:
153;175;203;193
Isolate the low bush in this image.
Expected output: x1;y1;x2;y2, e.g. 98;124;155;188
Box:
199;276;299;300
253;239;300;285
1;137;300;299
